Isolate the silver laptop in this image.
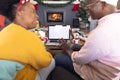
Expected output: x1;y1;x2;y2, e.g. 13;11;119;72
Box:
46;25;70;46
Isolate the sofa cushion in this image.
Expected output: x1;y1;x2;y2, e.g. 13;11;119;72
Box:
0;60;24;80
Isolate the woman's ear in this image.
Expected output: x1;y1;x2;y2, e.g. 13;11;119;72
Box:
17;10;24;16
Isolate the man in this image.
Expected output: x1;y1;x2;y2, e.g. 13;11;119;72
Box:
87;0;99;31
54;0;120;80
87;0;99;4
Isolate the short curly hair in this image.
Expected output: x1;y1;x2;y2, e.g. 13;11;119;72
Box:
0;0;20;21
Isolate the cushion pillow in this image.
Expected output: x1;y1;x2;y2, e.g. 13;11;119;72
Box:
0;60;24;80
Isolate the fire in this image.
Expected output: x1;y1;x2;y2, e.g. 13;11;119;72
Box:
50;13;62;20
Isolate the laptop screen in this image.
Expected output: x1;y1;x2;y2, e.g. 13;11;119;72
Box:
48;25;70;40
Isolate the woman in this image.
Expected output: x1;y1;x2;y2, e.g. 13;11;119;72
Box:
0;0;55;80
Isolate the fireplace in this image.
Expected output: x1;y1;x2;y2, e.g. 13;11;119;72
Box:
47;12;63;22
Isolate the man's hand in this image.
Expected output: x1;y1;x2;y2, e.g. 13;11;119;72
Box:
58;38;73;56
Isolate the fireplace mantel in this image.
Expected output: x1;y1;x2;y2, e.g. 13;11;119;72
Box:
42;1;69;4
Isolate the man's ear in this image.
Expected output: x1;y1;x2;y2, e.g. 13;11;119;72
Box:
101;1;107;9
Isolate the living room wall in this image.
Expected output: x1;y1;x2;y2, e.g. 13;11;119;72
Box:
37;4;77;26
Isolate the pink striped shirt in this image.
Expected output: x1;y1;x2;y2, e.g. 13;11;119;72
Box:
71;13;120;80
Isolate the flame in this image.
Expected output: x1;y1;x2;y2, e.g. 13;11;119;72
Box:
49;13;62;20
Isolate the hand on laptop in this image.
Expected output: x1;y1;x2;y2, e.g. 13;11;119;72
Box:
58;38;73;56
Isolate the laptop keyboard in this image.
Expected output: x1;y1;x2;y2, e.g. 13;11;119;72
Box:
50;40;58;43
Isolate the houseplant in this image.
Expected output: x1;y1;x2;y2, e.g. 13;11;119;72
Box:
76;0;89;23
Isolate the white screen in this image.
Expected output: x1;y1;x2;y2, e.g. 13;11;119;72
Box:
48;25;70;40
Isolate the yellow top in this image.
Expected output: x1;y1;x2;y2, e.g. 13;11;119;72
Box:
0;23;52;80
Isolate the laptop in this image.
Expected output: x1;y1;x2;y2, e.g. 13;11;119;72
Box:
46;25;70;46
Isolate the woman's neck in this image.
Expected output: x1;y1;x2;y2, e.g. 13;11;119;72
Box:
13;20;28;30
